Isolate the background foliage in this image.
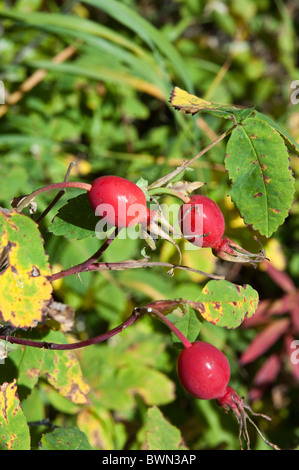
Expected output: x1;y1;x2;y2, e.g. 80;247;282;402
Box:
0;0;299;450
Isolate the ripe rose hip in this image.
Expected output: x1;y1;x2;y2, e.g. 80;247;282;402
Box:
179;194;225;248
177;341;230;400
88;175;148;228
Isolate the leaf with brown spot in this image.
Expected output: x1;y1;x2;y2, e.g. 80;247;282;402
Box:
226;117;295;237
0;210;52;329
42;330;90;405
190;280;259;329
0;380;30;450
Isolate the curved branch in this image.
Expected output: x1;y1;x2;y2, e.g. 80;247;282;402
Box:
0;309;142;351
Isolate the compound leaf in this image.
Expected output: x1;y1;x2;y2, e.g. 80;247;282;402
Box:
191;280;259;329
0;380;31;450
226;117;295;237
0;210;52;329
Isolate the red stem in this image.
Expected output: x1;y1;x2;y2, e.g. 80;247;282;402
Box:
0;310;141;351
15;181;91;211
144;306;192;349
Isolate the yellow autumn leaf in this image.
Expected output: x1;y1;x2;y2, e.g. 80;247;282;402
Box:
0;210;52;329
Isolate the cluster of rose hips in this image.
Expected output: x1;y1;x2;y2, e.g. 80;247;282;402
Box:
87;174;264;264
87;175;277;449
15;173;272;449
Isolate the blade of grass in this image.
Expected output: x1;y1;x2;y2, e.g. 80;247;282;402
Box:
82;0;193;92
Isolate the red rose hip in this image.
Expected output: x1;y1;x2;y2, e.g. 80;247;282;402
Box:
88;175;148;228
179;194;225;248
177;341;230;400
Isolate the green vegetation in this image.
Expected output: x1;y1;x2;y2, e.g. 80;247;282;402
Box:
0;0;299;451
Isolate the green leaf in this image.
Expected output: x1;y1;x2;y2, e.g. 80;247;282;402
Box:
80;328;175;412
254;110;299;156
143;406;187;450
191;280;259;329
0;380;31;450
167;307;202;345
40;427;92;450
0;210;52;329
48;194;99;240
8;345;45;393
225;117;295;237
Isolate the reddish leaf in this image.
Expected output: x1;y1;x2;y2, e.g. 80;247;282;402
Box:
249;353;281;401
253;353;281;386
239;318;290;365
241;299;271;328
242;295;291;329
290;294;299;334
263;261;295;293
267;294;291;316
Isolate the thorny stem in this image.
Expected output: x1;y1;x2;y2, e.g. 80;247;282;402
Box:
13;181;92;212
0;309;143;351
148;125;236;190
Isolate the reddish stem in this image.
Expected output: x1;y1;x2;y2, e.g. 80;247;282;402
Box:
143;306;192;349
15;181;91;212
0;309;141;351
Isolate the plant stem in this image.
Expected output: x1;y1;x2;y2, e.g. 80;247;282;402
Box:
149;187;190;203
36;161;77;223
0;309;142;351
13;181;92;212
49;258;224;282
50;227;120;281
143;306;192;348
148;125;236;190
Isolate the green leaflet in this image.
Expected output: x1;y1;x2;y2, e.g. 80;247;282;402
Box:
225;117;295;237
40;427;92;450
143;406;187;450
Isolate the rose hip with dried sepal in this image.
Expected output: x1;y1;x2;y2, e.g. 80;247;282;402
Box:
176;339;279;450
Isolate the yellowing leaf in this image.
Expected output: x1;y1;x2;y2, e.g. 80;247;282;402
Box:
0;380;31;450
170;87;253;121
43;331;90;405
191;280;259;329
0;210;52;329
170;86;215;115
